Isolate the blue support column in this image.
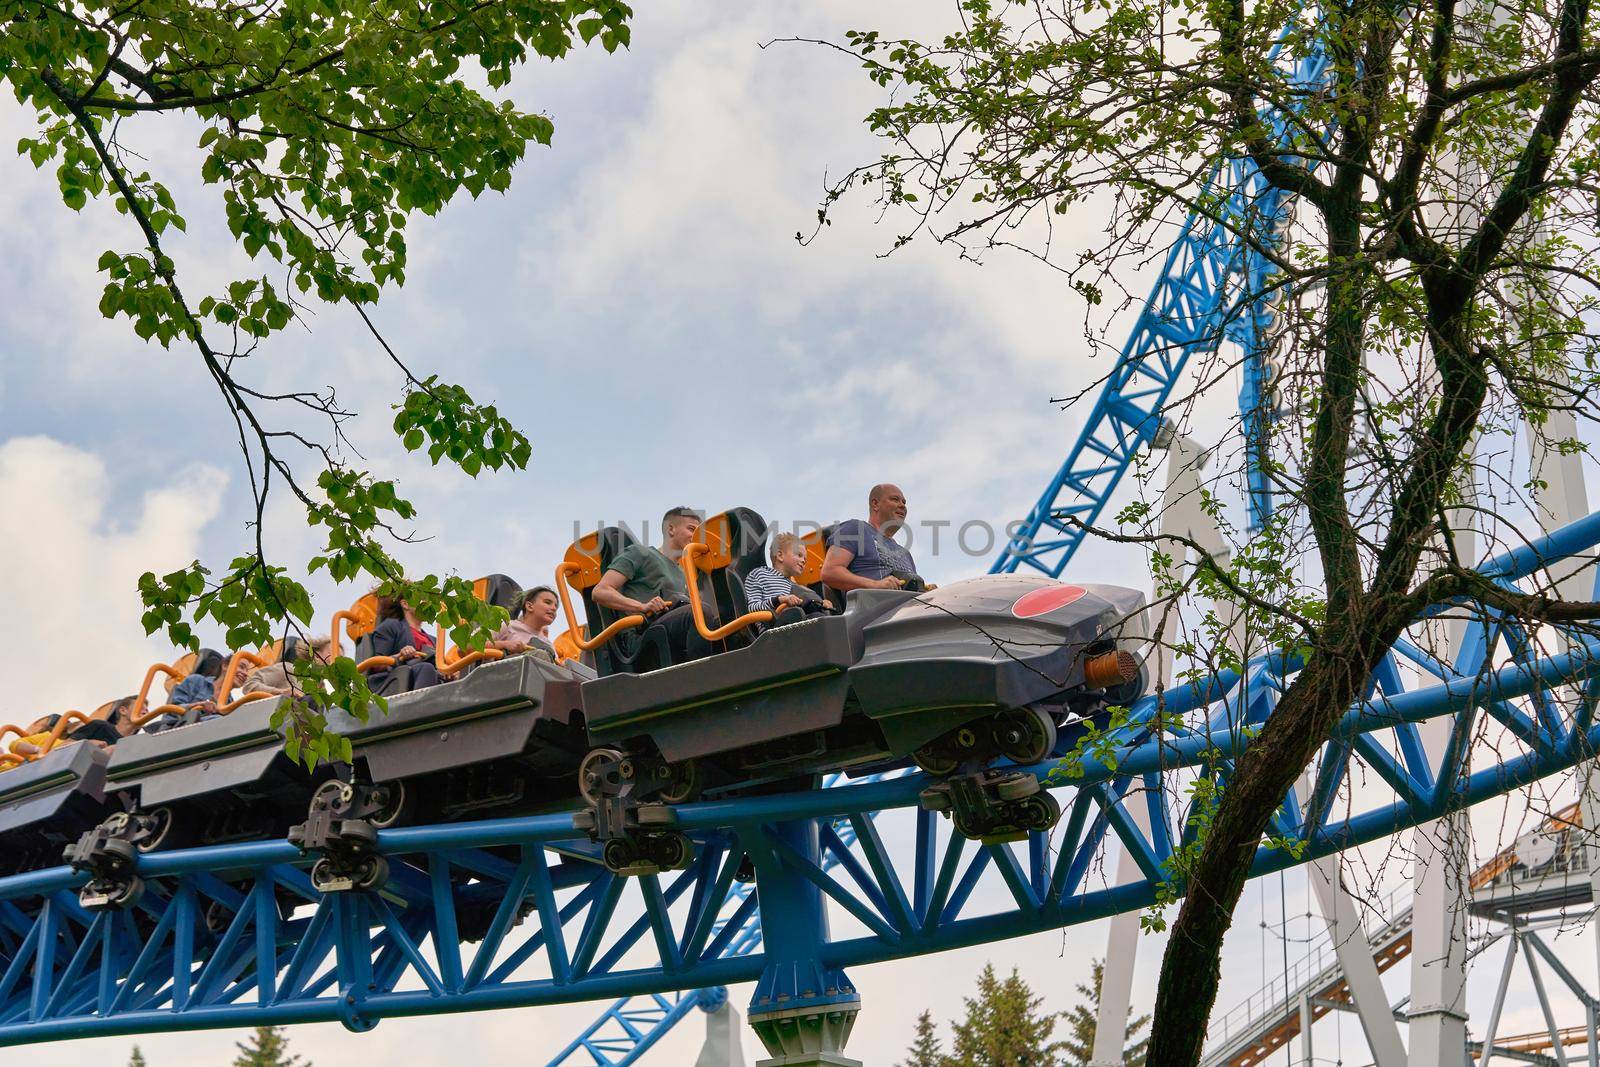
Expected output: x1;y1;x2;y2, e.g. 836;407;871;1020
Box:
746;820;860;1067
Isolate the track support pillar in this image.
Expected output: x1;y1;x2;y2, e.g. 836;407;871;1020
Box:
696;987;748;1067
746;819;861;1067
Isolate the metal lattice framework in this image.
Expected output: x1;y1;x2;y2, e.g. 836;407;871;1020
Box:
543;776;884;1067
3;510;1599;1048
992;39;1330;574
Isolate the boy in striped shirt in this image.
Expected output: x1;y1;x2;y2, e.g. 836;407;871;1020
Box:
744;531;810;614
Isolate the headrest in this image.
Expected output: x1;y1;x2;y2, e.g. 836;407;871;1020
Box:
344;594;380;640
476;573;524;614
167;650;199;694
563;532;605;591
796;528;829;586
564;528;637;591
696;509;768;573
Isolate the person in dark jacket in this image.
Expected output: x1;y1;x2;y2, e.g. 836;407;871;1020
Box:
69;697;139;747
365;595;444;694
146;649;224;732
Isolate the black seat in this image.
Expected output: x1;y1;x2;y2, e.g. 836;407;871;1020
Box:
475;573;524;615
559;527;673;678
800;524;847;610
697;508;772;652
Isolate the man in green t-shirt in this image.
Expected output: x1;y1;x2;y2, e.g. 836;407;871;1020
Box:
593;506;716;667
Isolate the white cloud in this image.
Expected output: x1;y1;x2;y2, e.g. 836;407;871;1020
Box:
0;436;227;713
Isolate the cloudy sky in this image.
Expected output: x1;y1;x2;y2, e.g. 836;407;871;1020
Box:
3;2;1597;1064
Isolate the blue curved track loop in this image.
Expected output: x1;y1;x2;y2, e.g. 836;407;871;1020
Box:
992;35;1331;573
2;510;1599;1048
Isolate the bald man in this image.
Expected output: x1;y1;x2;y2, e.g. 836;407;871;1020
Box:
820;483;928;593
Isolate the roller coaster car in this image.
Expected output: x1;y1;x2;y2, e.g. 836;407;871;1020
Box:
324;651;592;827
559;509;1148;872
96;696;335;855
0;743;111;878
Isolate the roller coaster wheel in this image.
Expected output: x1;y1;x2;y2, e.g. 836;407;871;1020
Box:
313;780;356;812
579;747;628;806
657;759;701;805
310;858;339;894
367;781;410;829
352;856;389;892
102;876;144;910
912;745;961;777
135;806;180;853
205;900;233;935
995;707;1056;766
951;812;976;839
1014;792;1061;833
651;833;693;871
602;838;635;873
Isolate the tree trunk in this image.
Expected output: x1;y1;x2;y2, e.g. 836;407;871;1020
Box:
1144;651;1372;1064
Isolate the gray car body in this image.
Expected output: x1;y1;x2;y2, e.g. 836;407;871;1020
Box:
582;574;1147;764
90;654;589;814
0;743;111;873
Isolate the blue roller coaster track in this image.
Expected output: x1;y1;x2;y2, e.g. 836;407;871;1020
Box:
1;18;1585;1066
992;33;1330;572
2;510;1600;1050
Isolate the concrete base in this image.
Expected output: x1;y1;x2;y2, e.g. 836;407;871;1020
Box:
697;1002;748;1067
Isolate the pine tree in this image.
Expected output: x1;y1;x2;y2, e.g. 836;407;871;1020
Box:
232;1026;309;1067
900;1009;944;1067
945;964;1070;1067
1060;960;1150;1067
128;1045;148;1067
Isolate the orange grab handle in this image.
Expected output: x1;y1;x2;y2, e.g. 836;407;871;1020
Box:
217;649;271;703
555;561;646;651
435;622;505;676
131;662;187;725
330;610;364;664
682;543;772;643
333;609;401;673
437;648;503;677
131;703;188;729
216;690;278;715
10;711;93;761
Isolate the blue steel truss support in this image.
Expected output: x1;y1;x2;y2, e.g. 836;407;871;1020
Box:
1;510;1599;1048
993;40;1332;574
545;776;886;1067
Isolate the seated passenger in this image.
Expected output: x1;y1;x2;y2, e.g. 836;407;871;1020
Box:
744;532;821;621
168;649;223;708
491;587;560;662
244;635;334;697
146;649;224;732
820;483;934;594
8;714;64;760
68;697;139;748
366;595;444;695
592;506;718;669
